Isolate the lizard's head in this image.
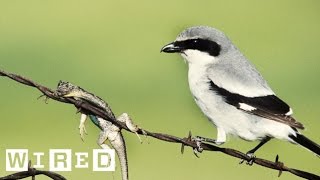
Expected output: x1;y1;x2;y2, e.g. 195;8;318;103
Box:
55;80;79;97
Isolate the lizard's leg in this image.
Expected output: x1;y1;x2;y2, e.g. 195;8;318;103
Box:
97;130;111;149
79;113;88;141
97;130;113;166
96;117;120;148
97;122;125;180
117;113;147;143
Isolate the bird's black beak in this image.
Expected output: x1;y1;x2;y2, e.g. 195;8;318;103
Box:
160;42;182;53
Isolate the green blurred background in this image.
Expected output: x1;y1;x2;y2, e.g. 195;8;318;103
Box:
0;0;319;179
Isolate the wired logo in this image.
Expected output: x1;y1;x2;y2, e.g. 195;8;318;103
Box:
5;149;115;172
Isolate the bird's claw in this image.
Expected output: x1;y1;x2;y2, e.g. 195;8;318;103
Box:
181;131;205;157
193;149;200;158
191;136;204;158
239;153;256;166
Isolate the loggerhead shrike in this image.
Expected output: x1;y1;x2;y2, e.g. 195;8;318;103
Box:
161;26;320;160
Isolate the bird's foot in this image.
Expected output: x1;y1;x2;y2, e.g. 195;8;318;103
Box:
191;135;223;157
182;132;220;158
194;136;223;145
191;136;204;158
181;131;203;157
239;152;256;166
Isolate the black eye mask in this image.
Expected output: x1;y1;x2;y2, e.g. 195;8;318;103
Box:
174;38;221;57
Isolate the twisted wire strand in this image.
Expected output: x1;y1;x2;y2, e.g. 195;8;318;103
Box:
1;69;319;180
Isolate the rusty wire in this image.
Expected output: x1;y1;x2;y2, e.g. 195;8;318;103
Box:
0;161;66;180
1;69;319;180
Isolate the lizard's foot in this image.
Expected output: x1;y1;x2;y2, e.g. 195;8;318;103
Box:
239;152;256;166
79;114;88;141
79;123;88;141
140;129;149;144
118;113;147;144
37;94;50;104
133;129;149;144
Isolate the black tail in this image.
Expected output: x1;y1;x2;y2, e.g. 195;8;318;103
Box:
289;133;320;156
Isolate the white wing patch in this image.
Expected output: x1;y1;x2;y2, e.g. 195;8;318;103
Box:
239;103;256;111
285;108;293;116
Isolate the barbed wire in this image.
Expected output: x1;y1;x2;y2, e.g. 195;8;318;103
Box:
1;69;319;180
0;161;66;180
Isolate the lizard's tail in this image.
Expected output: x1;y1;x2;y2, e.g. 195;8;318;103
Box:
112;133;129;180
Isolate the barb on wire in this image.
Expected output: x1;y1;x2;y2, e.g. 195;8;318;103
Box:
1;69;319;180
0;161;66;180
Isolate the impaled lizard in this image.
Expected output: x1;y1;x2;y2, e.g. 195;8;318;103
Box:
55;81;145;180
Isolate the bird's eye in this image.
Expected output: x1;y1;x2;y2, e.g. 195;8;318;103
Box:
180;38;221;56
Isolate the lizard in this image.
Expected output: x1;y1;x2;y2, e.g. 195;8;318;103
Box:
55;80;145;180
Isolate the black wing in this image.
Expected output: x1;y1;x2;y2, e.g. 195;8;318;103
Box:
209;80;304;129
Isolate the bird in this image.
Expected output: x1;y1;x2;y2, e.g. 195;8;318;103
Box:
160;25;320;161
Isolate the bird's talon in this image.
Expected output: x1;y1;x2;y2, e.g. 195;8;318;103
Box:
193;136;205;142
195;141;204;153
239;153;255;165
193;148;200;158
191;136;204;156
246;159;254;166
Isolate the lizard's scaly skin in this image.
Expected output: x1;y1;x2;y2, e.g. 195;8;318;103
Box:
55;81;136;180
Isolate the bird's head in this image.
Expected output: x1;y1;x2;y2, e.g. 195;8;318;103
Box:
161;26;234;66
